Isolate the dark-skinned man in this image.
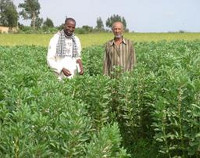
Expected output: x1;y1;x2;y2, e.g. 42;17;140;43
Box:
47;17;83;80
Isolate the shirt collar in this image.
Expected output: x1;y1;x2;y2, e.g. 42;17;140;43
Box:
109;38;127;46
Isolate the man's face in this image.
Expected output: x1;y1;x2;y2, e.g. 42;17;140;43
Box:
64;20;76;36
112;22;123;39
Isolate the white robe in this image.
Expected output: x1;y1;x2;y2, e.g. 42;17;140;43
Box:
47;32;81;80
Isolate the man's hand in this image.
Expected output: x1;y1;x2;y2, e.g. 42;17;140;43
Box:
62;68;72;76
76;59;84;75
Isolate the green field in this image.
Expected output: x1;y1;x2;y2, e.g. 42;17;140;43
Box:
1;32;200;48
1;40;200;157
1;33;200;157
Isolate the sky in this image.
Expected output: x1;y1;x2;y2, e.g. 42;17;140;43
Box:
13;0;200;32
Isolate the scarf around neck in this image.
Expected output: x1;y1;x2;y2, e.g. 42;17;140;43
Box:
56;30;78;57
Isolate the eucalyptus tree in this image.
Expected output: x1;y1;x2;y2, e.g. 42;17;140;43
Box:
18;0;40;29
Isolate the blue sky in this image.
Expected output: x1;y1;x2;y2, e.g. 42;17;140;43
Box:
13;0;200;32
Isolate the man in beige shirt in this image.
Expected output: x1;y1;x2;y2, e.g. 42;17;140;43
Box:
103;21;136;78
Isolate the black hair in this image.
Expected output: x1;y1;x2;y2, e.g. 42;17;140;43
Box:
65;17;76;25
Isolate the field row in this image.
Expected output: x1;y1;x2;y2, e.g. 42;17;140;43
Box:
1;32;200;48
0;40;200;157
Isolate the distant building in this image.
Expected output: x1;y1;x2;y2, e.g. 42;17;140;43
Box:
0;26;18;33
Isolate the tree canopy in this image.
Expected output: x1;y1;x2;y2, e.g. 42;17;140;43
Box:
0;0;18;27
96;17;104;31
43;18;54;28
18;0;40;29
106;14;127;30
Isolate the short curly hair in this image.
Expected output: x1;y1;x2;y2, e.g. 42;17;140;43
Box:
65;17;76;26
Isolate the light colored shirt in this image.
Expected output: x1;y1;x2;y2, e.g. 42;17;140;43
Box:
47;32;81;80
103;38;136;78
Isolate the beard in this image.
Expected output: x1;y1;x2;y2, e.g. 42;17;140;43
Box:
115;34;122;39
64;29;73;36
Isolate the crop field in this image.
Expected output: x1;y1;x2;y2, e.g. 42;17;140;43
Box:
0;34;200;157
1;32;200;47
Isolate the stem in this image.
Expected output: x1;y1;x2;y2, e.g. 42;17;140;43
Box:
14;137;19;158
162;110;171;158
178;86;185;157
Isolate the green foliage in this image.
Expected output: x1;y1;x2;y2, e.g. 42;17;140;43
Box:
75;25;94;34
82;41;200;157
33;17;43;29
17;24;59;34
0;40;200;157
82;45;104;75
43;17;54;28
85;123;130;158
106;14;127;30
96;17;104;31
0;46;128;157
135;40;200;157
64;75;114;130
18;0;41;29
0;0;18;27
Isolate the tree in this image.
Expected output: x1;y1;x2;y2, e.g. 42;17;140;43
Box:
18;0;40;29
33;17;43;29
82;25;93;33
43;17;54;28
0;0;9;25
96;17;104;31
0;0;18;27
75;25;93;34
106;14;127;30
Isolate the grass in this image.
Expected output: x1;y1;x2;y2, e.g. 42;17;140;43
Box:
1;32;200;48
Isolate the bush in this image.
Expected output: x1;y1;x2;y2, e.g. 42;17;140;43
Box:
1;41;200;157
